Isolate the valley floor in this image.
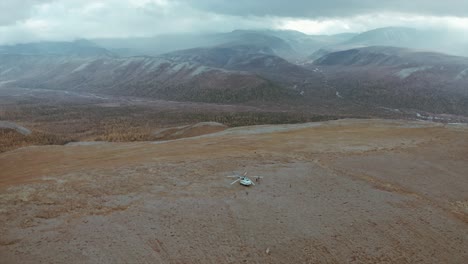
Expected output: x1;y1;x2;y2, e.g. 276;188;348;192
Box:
0;119;467;263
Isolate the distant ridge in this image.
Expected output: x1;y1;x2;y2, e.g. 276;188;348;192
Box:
0;39;114;57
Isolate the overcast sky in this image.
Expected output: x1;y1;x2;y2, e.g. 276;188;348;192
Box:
1;0;468;44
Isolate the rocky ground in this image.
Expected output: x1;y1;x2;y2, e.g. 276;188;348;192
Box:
0;119;467;263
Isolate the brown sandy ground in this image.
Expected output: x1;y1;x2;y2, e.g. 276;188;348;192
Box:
0;119;467;263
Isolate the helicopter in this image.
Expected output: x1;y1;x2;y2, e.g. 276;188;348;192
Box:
227;172;263;187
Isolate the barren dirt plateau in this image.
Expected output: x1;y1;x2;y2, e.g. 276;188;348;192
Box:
1;119;467;263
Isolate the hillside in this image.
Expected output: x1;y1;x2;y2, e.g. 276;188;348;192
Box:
0;54;294;103
93;29;356;60
314;46;468;66
311;46;468;115
2;40;468;118
0;39;114;57
344;27;426;48
308;27;468;60
162;45;319;83
1;119;467;263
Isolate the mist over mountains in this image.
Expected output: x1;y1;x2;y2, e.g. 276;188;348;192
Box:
1;26;468;118
3;2;468;263
91;27;468;59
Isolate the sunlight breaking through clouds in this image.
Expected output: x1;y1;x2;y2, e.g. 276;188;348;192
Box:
277;14;468;35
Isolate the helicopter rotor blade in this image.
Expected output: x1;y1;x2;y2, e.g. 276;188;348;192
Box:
231;179;241;185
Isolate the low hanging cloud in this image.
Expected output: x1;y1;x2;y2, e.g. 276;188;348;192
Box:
185;0;468;18
0;0;277;43
0;0;54;26
0;0;468;44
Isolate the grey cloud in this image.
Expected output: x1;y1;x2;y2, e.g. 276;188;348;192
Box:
0;0;275;44
184;0;468;18
1;0;468;44
0;0;51;25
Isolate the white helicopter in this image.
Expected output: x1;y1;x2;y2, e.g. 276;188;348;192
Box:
227;172;262;187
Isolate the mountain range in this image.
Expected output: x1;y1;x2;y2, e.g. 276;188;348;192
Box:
1;27;467;119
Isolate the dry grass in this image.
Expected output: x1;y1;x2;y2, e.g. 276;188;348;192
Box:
0;128;73;153
0;101;339;153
